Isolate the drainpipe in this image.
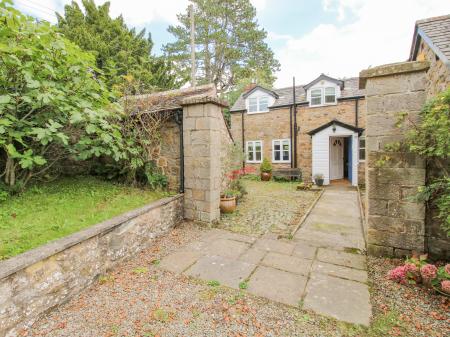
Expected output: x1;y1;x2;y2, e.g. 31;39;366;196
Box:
174;110;184;193
289;106;293;168
355;97;359;128
241;110;245;169
292;77;298;168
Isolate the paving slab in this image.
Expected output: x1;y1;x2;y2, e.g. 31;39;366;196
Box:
160;251;202;274
317;248;366;270
204;238;250;259
292;243;317;260
311;260;368;283
253;238;295;255
247;266;307;306
184;255;256;289
261;252;312;276
239;247;267;264
304;273;371;326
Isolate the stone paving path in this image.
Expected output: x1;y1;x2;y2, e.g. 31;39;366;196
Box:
160;186;372;326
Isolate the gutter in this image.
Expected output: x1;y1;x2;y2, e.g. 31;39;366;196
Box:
174;110;184;193
355;97;359;128
289;106;293;168
292;77;298;168
241;110;245;169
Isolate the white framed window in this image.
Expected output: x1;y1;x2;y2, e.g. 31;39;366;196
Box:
246;140;263;163
247;95;269;113
324;87;336;104
248;97;258;113
359;136;366;162
272;139;291;163
310;89;322;106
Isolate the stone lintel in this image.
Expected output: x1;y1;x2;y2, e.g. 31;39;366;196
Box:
359;61;430;89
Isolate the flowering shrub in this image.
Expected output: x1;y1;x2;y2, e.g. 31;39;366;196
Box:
388;257;450;297
388;266;407;284
420;264;438;280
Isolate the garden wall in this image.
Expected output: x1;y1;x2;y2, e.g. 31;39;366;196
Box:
0;195;183;337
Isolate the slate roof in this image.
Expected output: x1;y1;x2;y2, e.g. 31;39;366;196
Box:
409;14;450;65
230;77;365;112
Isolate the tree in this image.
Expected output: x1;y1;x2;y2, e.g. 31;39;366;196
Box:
163;0;280;92
57;0;182;93
0;1;133;190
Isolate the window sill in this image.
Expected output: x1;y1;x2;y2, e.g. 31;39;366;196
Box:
309;102;337;108
272;161;291;164
246;161;262;164
247;110;269;114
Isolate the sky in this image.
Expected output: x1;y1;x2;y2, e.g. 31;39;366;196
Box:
12;0;450;87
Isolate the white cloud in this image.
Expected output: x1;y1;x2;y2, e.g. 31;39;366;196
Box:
274;0;450;87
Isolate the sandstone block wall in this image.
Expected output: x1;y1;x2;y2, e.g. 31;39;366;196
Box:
0;195;183;337
182;97;229;223
360;61;429;257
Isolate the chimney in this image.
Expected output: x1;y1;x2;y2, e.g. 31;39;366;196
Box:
244;83;257;92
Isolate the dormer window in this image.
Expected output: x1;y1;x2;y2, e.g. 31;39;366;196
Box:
247;95;270;113
309;87;337;106
325;87;336;104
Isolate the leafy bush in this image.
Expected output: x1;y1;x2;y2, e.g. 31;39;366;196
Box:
260;158;272;173
404;88;450;235
0;1;137;190
228;178;247;200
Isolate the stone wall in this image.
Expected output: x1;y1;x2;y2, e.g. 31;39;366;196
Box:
151;118;180;191
182;97;230;223
360;61;429;257
0;195;183;337
230;98;366;184
416;39;450;98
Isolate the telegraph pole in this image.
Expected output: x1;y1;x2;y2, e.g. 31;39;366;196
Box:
189;4;196;87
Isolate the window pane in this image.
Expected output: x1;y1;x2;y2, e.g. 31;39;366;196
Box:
255;142;261;151
274;151;280;160
255;151;261;161
359;149;365;160
311;89;321;97
248;97;258;112
360;138;365;148
274;141;280;151
283;151;289;160
259;96;269;111
324;87;335;103
282;142;289;151
311;89;322;105
325;87;335;95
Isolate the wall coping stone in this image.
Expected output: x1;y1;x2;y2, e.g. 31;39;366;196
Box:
0;194;183;280
359;61;430;89
181;96;229;108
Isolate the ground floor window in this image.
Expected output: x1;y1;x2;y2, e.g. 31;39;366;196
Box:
246;140;262;163
272;139;290;162
359;136;365;161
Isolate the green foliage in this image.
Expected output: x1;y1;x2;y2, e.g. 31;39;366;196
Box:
404;88;450;235
0;2;136;190
0;176;166;259
260;158;272;173
57;0;181;93
238;280;248;290
229;178;247;200
164;0;280;92
207;280;220;287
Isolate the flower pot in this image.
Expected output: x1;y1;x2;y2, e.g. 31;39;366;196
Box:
220;195;237;213
315;178;324;186
261;172;272;181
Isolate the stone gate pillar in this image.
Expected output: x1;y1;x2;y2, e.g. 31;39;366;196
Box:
181;97;228;223
359;61;429;257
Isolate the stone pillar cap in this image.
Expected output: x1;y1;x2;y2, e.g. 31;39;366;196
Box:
181;96;229;108
359;61;430;89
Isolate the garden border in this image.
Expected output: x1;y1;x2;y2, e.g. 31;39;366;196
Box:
0;194;183;337
291;188;325;236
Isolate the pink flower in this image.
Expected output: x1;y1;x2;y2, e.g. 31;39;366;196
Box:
441;280;450;294
388;266;407;284
420;264;438;280
404;263;420;281
445;264;450;275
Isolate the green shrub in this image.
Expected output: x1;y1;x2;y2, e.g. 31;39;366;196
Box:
229;178;247;200
260;158;272;173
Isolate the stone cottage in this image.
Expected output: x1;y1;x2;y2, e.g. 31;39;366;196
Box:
229;75;365;186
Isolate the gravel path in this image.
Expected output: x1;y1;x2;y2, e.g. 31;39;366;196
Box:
27;223;449;337
368;257;449;337
218;180;320;236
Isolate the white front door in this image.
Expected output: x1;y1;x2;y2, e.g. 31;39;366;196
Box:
330;137;344;180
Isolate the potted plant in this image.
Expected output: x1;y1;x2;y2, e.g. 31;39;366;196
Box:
260;158;272;181
220;189;238;213
314;173;324;186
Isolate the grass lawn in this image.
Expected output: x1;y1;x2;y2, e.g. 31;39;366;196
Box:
0;176;170;260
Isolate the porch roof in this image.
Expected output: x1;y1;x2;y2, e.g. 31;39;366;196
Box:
307;119;364;136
